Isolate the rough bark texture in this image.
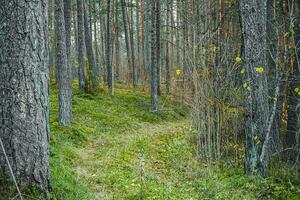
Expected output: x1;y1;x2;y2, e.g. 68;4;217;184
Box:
286;1;300;160
77;0;88;92
121;0;134;84
0;0;50;191
106;0;114;95
64;0;72;80
155;0;161;95
165;0;171;94
56;0;72;126
84;2;99;91
151;0;159;111
240;0;269;176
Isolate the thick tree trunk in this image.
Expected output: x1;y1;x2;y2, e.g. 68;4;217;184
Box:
0;0;50;192
77;0;88;92
240;0;269;176
286;0;300;161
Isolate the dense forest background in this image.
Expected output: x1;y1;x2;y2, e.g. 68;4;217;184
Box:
0;0;300;199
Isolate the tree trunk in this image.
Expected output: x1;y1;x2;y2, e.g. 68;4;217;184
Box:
121;0;135;85
165;0;171;94
55;0;72;126
286;0;300;161
240;0;269;176
115;0;121;81
84;2;99;91
77;0;88;92
151;0;159;111
128;0;137;86
156;0;161;95
0;0;50;192
106;0;114;95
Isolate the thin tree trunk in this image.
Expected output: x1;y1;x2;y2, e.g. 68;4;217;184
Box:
121;0;133;83
151;0;159;111
77;0;88;92
84;1;99;91
106;0;114;95
56;0;72;126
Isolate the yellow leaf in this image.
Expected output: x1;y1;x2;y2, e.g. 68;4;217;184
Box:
255;67;264;73
294;87;299;93
243;83;248;88
235;56;242;63
240;68;245;74
176;69;181;76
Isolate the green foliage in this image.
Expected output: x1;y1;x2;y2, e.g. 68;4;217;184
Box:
44;84;300;199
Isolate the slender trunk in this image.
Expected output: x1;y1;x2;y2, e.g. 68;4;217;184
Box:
165;0;171;93
106;0;114;95
84;2;99;91
129;0;137;85
56;0;72;126
77;0;88;92
156;0;161;95
121;0;133;83
151;0;159;111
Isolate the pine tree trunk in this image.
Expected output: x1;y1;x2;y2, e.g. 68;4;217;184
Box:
165;0;171;94
84;2;99;91
286;0;300;161
0;0;50;192
151;0;159;111
106;0;114;95
77;0;88;92
55;0;72;126
156;0;161;95
240;0;269;176
121;0;133;83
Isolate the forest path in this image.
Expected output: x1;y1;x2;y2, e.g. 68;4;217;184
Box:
49;86;289;199
73;119;202;199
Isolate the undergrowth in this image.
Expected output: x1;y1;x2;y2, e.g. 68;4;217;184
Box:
1;83;299;199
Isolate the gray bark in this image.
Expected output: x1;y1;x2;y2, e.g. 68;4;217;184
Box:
121;0;134;84
84;2;99;91
286;0;300;160
77;0;88;92
56;0;72;126
240;0;269;176
151;0;159;111
106;0;114;95
0;0;50;192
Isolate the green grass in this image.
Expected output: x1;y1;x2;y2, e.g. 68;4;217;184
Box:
7;83;298;199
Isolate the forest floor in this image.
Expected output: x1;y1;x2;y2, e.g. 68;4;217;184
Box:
47;83;300;200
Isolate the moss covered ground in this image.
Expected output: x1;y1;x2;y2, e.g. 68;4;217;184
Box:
39;84;300;199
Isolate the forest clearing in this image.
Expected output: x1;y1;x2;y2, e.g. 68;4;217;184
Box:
1;0;300;199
